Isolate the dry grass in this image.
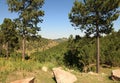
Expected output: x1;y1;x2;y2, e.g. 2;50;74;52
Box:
0;58;120;83
5;70;55;83
74;67;120;83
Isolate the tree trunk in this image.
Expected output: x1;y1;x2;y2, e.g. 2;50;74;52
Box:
96;26;100;73
6;42;9;59
22;35;25;61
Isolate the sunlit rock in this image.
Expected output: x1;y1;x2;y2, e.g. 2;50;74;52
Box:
52;67;77;83
10;77;35;83
111;69;120;81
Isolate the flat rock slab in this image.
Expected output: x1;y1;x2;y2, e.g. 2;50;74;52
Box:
111;69;120;81
52;67;77;83
10;77;35;83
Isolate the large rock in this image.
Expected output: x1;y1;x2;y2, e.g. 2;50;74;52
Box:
10;77;35;83
111;69;120;81
52;67;77;83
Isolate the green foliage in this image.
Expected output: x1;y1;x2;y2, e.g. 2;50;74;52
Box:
0;70;9;83
64;30;120;71
10;52;22;60
100;31;120;66
31;51;46;62
69;0;120;36
31;41;68;65
7;0;44;36
0;58;42;72
1;18;17;42
0;18;19;57
69;0;120;73
7;0;44;60
64;35;96;72
30;30;120;71
26;37;51;52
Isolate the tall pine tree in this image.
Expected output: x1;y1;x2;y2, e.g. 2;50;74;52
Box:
69;0;120;73
7;0;44;60
1;18;17;59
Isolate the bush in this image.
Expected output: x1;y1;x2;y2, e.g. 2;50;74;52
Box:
30;51;46;62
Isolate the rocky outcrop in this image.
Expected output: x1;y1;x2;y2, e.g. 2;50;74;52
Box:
111;69;120;81
52;67;77;83
10;77;35;83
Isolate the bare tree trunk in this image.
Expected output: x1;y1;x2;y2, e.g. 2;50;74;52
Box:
6;42;9;59
22;35;25;61
96;26;100;73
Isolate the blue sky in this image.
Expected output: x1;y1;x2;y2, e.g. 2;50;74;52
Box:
0;0;120;39
40;0;82;39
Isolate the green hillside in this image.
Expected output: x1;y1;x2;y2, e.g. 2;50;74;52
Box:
26;38;59;55
0;30;120;83
30;30;120;72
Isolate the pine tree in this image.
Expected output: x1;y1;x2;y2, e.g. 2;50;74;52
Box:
1;18;17;59
7;0;44;60
69;0;120;73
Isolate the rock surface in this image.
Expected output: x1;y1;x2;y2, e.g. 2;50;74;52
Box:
111;69;120;81
42;66;48;72
52;67;77;83
10;77;35;83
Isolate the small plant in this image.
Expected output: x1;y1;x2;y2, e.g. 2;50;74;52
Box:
0;71;9;83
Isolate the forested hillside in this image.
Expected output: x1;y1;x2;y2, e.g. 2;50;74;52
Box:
64;30;120;71
31;40;68;64
0;27;120;72
26;38;58;55
0;36;58;57
30;30;120;72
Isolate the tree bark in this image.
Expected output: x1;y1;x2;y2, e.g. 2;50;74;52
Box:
22;35;25;61
96;26;100;73
6;42;9;59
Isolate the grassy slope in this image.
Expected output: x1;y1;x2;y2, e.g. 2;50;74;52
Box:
0;58;119;83
6;70;55;83
74;68;119;83
0;58;56;83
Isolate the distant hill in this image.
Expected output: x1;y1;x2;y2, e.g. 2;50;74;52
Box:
25;37;59;55
53;38;68;43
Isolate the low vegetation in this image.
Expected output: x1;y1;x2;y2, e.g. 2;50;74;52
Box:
0;58;119;83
